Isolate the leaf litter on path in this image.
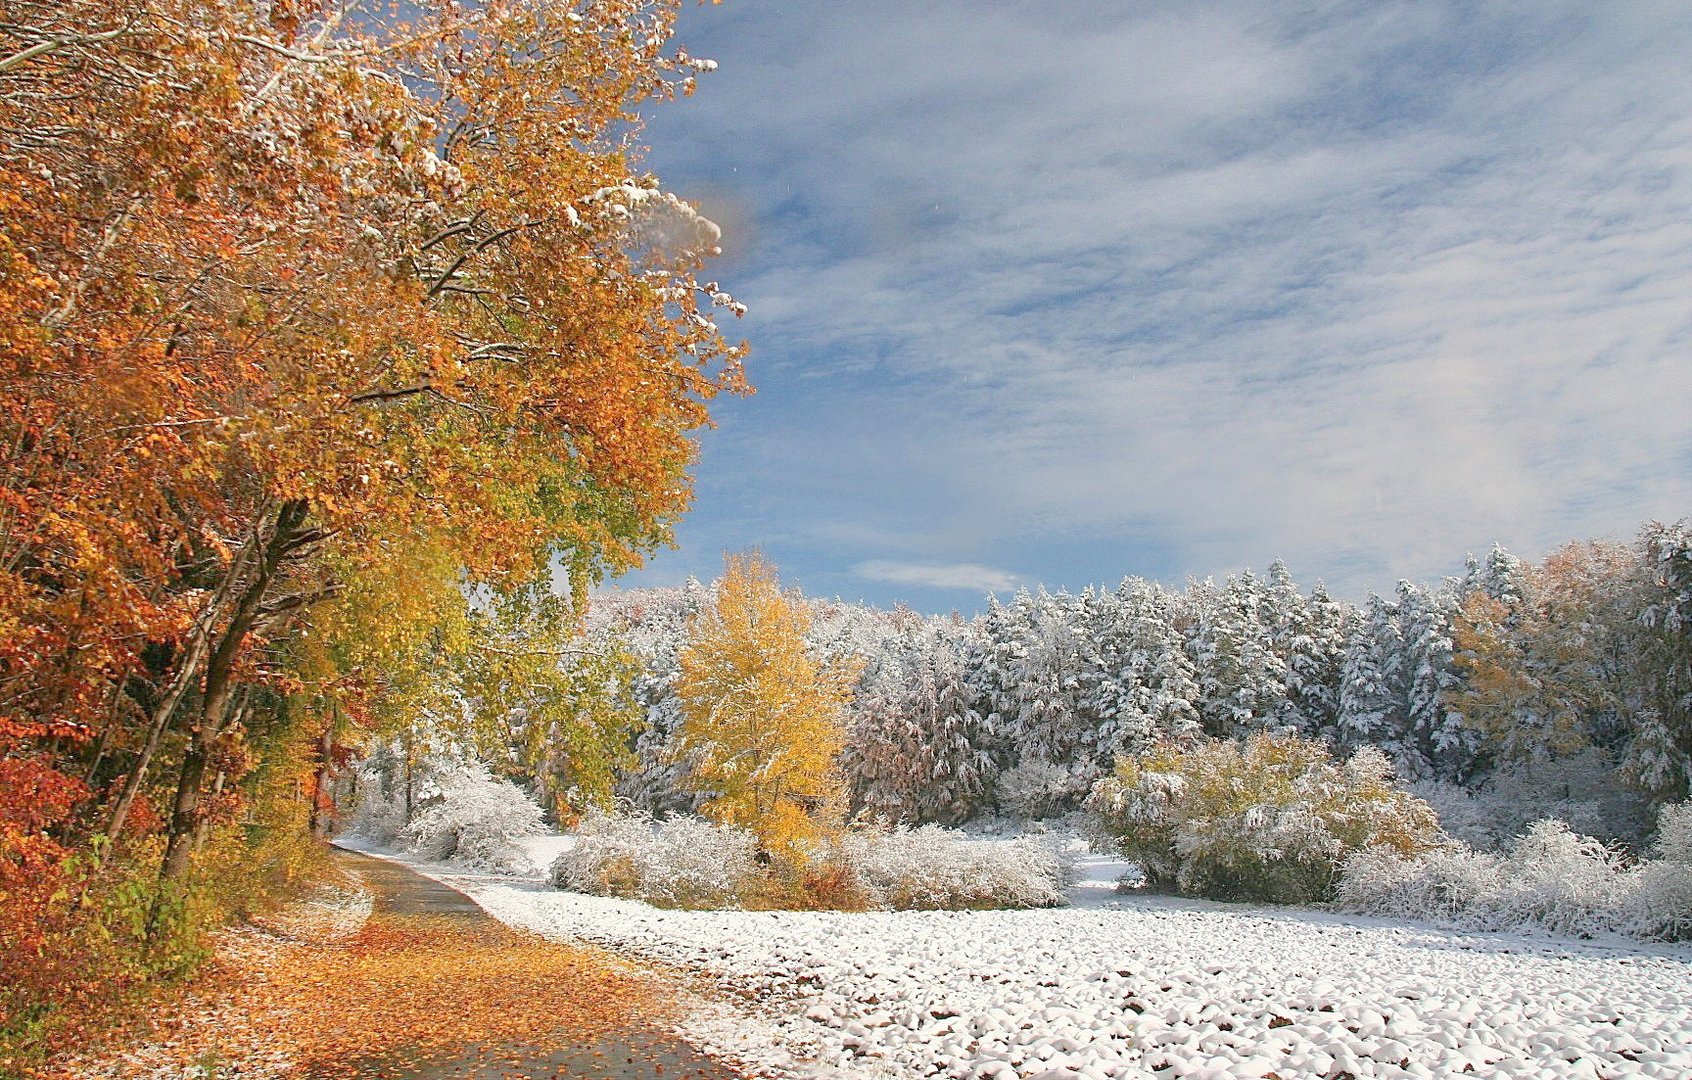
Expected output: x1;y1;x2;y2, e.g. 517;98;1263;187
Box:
42;856;744;1080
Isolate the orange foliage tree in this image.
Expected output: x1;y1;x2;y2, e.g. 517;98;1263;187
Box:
0;0;742;1051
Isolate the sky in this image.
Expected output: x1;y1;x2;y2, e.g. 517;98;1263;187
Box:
613;0;1692;614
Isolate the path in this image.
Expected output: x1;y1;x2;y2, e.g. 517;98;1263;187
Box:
323;849;744;1080
47;852;748;1080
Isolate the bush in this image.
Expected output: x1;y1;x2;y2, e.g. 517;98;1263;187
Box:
995;761;1083;820
1337;802;1692;942
550;813;1071;910
836;825;1069;909
1086;733;1444;903
550;810;759;908
1409;751;1655;852
1632;802;1692;941
390;761;547;875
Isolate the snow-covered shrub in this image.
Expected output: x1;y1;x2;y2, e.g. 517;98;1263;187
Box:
1625;801;1692;941
1338;803;1692;942
1087;734;1443;903
397;761;547;874
995;760;1083;821
1476;820;1632;937
344;781;408;847
1332;844;1503;921
836;825;1069;910
1410;755;1657;854
550;810;758;908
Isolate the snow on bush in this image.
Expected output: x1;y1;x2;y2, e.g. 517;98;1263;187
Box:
1410;751;1655;851
1087;733;1444;903
344;781;408;847
550;813;1070;910
1338;802;1692;941
835;825;1070;910
1634;801;1692;941
390;760;548;875
993;760;1081;820
550;810;759;908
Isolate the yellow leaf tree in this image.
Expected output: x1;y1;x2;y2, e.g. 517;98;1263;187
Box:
675;553;859;855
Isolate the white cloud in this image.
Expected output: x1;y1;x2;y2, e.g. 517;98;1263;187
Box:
647;0;1692;603
853;560;1019;595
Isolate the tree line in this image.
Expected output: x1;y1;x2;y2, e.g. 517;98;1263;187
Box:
525;525;1689;841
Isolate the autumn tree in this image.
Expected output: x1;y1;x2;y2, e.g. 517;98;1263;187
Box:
675;553;859;855
1;0;743;1052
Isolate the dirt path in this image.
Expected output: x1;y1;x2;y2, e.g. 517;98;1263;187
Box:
47;851;746;1080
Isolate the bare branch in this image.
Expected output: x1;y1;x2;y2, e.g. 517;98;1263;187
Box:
0;23;129;76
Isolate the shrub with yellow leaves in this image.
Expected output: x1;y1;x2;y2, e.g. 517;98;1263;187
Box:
1087;732;1444;903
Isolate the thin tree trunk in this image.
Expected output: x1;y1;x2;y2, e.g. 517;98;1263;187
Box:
310;709;337;839
103;608;218;853
403;722;414;821
84;668;129;786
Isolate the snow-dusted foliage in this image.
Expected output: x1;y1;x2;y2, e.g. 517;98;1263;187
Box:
1336;592;1407;759
549;811;1068;912
1267;565;1349;735
835;825;1069;910
1629;521;1692;803
1412;751;1655;850
1090;579;1202;750
981;589;1110;809
1184;572;1289;737
843;615;992;824
550;810;759;908
1088;734;1443;902
454;521;1692;861
992;760;1076;820
588;582;708;815
343;755;548;874
1397;580;1475;781
395;761;547;874
1338;802;1692;941
1634;801;1692;941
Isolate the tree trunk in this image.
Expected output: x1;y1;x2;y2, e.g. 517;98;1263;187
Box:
104;633;209;853
160;499;310;885
310;713;336;839
104;524;267;854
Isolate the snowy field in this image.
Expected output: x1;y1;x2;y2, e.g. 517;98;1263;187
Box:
346;843;1692;1080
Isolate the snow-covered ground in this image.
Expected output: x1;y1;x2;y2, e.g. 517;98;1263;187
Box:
346;842;1692;1080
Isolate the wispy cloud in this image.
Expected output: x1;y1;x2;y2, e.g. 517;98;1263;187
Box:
634;0;1692;606
853;560;1020;595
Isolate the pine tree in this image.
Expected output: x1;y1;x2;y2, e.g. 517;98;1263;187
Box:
1397;580;1473;781
1282;581;1350;738
1626;521;1692;802
1185;572;1289;737
1337;592;1410;766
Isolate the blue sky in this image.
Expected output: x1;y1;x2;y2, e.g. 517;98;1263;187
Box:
614;0;1692;613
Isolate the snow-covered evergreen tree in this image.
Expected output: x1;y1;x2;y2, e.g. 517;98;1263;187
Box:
1093;578;1201;749
601;580;708;815
1337;592;1411;768
1397;580;1475;781
1185;572;1289;737
987;589;1112;810
1626;521;1692;803
1281;580;1350;738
